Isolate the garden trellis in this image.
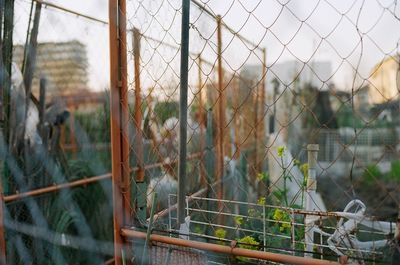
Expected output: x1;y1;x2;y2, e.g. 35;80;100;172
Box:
0;0;399;264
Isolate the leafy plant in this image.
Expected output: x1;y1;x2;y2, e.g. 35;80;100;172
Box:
214;228;227;240
236;236;260;262
362;164;381;185
389;160;400;181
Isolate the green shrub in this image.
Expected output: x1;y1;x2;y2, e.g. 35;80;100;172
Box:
389;160;400;181
362;164;381;185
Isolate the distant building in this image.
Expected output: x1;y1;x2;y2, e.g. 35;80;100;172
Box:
368;55;400;104
13;41;89;98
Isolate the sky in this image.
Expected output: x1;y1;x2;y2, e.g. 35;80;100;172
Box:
13;0;400;92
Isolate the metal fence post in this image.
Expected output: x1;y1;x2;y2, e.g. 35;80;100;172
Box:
233;76;240;160
2;0;15;195
205;109;214;237
177;0;191;226
305;144;319;258
198;56;206;187
109;0;131;264
216;15;224;209
132;27;146;223
260;48;267;171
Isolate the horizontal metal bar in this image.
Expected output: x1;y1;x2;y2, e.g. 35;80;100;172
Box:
4;152;202;203
190;0;263;52
121;229;345;265
4;173;112;203
29;0;108;25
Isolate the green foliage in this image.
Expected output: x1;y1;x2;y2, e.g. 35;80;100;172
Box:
236;236;260;262
214;228;227;240
154;101;179;124
272;209;291;233
234;216;244;226
362;164;381;185
256;172;269;182
389;160;400;181
277;146;285;157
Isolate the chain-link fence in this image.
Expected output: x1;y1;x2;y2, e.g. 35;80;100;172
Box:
0;0;400;264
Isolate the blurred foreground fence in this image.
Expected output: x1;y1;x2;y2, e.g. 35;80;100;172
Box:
0;0;399;265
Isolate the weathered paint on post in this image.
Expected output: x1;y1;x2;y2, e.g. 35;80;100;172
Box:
133;28;144;183
109;0;131;264
260;48;267;171
177;0;191;226
232;76;240;160
198;56;206;187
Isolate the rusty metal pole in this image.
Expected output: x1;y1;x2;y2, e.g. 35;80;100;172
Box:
198;56;206;187
177;0;191;226
109;0;130;264
253;80;259;176
121;229;344;265
132;27;146;223
216;15;224;207
233;76;240;160
133;28;144;184
260;48;267;171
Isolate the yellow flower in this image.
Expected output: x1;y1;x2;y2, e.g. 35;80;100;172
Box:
257;197;266;206
272;209;291;232
277;146;285;157
214;228;226;239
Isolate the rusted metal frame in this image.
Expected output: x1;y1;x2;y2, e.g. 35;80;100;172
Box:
198;57;206;187
216;15;224;211
232;76;240;160
177;0;191;226
132;27;146;225
259;48;267;171
109;0;131;264
121;229;345;265
4;152;202;204
3;173;111;203
132;27;144;184
253;79;259;176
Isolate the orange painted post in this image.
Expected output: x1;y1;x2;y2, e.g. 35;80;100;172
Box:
216;15;224;207
109;0;131;264
133;28;144;184
254;80;259;176
233;76;240;160
198;56;206;187
260;48;267;171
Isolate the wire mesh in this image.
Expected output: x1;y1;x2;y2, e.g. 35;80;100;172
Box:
0;0;399;264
